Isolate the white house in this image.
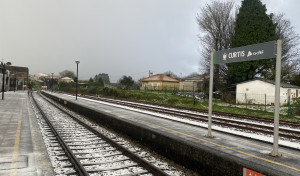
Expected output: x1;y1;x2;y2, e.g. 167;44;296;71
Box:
236;79;300;105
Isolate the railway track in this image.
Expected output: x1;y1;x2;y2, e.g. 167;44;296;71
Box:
30;92;178;176
79;94;300;141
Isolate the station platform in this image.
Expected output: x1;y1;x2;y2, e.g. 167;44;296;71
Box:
43;91;300;176
0;91;54;176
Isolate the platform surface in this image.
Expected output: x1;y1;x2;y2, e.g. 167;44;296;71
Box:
0;91;54;176
47;91;300;176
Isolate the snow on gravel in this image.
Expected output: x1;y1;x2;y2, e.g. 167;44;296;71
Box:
32;93;191;176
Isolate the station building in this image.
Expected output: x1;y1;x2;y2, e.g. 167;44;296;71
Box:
0;65;29;91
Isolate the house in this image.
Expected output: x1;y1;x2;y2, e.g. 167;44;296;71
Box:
236;78;300;105
139;73;179;91
59;77;74;83
179;73;209;92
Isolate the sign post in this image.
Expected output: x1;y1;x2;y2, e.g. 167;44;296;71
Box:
270;40;282;157
208;40;281;157
206;52;214;138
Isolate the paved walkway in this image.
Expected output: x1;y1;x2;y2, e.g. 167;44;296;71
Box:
0;91;54;176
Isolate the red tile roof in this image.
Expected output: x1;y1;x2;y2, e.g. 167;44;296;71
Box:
139;74;179;82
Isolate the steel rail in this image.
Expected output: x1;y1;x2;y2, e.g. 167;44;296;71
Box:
90;95;300;128
60;91;299;128
81;94;300;140
39;92;169;176
30;92;89;176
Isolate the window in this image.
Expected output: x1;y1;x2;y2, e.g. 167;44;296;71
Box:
297;90;299;97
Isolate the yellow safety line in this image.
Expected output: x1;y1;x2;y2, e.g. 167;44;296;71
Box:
136;119;300;172
10;94;24;176
221;134;300;158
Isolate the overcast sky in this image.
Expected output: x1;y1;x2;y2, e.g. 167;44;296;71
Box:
1;0;299;82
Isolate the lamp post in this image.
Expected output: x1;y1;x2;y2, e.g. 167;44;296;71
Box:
75;61;80;100
1;61;12;100
10;74;15;92
14;77;16;92
51;73;54;92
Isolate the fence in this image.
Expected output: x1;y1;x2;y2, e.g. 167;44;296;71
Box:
236;93;290;106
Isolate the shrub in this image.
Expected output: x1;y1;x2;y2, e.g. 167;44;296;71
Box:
85;86;101;95
291;98;300;115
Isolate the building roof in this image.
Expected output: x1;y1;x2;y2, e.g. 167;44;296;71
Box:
181;73;209;81
139;74;179;83
237;78;300;89
5;66;29;73
35;73;48;77
61;77;73;80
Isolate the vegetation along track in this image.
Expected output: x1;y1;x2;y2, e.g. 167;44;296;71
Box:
31;92;172;176
79;94;300;141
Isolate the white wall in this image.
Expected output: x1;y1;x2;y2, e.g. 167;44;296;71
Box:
236;80;300;105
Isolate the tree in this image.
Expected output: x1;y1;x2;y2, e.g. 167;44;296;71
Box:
196;0;235;90
89;77;94;83
186;72;200;77
94;73;110;85
291;73;300;86
164;71;178;78
118;75;134;89
59;70;75;79
96;78;104;87
264;13;300;81
226;0;276;84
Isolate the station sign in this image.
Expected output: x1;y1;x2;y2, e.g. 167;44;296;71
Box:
214;41;276;64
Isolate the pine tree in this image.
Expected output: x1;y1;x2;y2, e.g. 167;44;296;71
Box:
226;0;276;84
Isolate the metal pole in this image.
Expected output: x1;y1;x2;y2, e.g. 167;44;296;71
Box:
270;40;282;157
27;68;29;90
206;52;214;138
51;73;54;92
265;93;267;111
193;81;195;105
2;64;5;100
245;93;247;109
76;63;79;100
14;78;16;92
287;89;291;116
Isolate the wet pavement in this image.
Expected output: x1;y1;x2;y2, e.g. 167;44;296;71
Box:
0;91;54;176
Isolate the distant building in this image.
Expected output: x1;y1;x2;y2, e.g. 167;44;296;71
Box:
33;73;48;80
59;77;74;83
0;65;29;91
236;78;300;105
179;73;209;92
139;73;179;91
94;73;110;84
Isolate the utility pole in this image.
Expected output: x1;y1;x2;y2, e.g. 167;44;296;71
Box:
75;61;80;100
